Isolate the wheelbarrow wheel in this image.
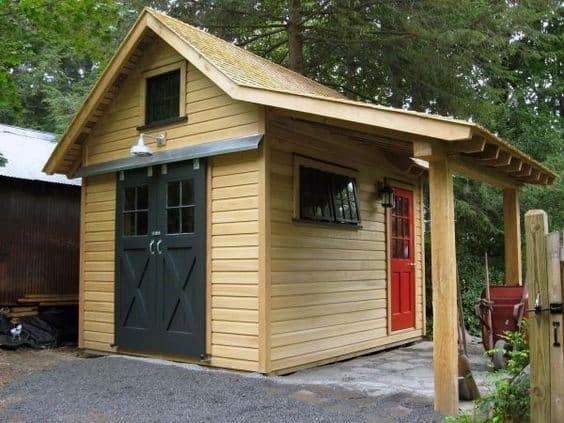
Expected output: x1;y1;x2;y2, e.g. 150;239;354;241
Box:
492;339;509;370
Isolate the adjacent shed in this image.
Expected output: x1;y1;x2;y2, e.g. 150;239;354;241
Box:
0;124;81;306
43;9;556;414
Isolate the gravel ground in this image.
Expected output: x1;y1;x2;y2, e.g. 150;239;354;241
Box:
0;346;78;388
0;354;443;422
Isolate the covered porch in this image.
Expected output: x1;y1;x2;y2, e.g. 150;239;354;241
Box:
413;130;555;414
269;110;556;414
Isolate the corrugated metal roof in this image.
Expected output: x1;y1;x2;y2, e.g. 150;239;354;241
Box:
0;124;80;185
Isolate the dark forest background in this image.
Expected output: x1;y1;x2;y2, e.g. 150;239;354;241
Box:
1;0;562;333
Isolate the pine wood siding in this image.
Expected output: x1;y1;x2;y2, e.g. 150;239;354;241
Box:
81;173;117;352
84;38;263;167
210;150;261;371
79;37;265;361
267;114;424;372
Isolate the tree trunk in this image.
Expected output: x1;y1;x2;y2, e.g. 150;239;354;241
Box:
287;0;304;74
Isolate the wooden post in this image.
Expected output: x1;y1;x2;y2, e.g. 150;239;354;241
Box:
503;188;522;285
428;152;459;415
525;210;551;422
546;231;563;422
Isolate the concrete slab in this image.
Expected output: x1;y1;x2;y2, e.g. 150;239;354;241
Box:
278;338;495;408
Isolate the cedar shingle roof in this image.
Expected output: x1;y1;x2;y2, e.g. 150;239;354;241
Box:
152;10;345;100
43;8;557;184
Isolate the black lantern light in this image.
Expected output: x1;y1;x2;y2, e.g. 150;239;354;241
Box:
377;179;395;208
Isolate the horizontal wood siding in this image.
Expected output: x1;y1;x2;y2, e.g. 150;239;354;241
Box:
210;150;261;371
81;173;117;352
79;36;265;364
84;37;263;166
267;114;424;372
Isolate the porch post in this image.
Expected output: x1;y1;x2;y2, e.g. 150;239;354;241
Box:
503;188;522;285
428;150;459;415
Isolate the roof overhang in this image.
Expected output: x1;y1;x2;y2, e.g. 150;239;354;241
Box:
73;134;263;178
43;8;557;187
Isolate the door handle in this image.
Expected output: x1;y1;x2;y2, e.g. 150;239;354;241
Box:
553;321;561;347
156;239;163;255
149;240;156;255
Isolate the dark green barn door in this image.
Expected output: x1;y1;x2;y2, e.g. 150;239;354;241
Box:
156;161;206;356
116;167;157;352
116;160;206;358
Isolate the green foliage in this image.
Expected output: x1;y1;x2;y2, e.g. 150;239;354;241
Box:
0;0;138;133
168;0;563;335
0;0;562;338
449;324;531;422
480;324;530;422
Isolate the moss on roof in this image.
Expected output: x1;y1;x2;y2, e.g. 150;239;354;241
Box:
150;9;346;101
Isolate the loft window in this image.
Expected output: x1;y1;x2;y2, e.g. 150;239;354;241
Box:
299;165;360;225
145;70;180;126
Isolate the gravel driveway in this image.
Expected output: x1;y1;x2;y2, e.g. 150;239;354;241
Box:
0;352;443;422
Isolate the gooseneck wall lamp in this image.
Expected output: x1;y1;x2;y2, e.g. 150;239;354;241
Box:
130;132;167;157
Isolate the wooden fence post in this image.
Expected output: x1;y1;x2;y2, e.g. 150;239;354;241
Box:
546;230;563;422
525;210;551;422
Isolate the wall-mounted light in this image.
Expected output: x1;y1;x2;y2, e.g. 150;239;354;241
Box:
377;179;395;208
130;132;167;157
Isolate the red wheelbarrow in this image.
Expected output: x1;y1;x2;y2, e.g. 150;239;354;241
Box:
475;285;528;369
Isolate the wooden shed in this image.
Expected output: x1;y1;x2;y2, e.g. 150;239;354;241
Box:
0;124;80;306
43;9;556;414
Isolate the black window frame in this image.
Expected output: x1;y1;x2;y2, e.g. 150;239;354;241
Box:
166;178;196;235
144;69;181;127
298;165;361;226
122;185;149;237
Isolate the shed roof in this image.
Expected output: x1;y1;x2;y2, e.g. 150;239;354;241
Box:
43;8;556;186
0;124;80;186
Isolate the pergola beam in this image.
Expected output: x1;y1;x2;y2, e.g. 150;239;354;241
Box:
512;163;532;178
448;137;486;154
503;157;523;173
475;144;500;160
488;150;512;167
450;158;520;189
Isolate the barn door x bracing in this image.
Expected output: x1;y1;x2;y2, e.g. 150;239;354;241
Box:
390;188;416;331
116;160;206;358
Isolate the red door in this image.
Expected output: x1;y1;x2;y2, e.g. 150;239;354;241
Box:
390;188;416;331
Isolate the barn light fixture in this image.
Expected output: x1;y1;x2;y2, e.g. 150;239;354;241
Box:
130;132;167;157
377;179;395;209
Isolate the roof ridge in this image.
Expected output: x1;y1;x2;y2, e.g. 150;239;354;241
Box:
0;123;56;142
145;7;346;99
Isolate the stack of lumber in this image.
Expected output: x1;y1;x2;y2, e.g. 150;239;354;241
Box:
17;294;78;307
1;306;39;318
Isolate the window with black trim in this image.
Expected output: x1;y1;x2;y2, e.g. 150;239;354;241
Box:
123;185;148;236
166;179;195;234
299;166;360;225
145;70;180;126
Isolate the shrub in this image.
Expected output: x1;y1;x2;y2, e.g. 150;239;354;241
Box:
446;322;530;422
